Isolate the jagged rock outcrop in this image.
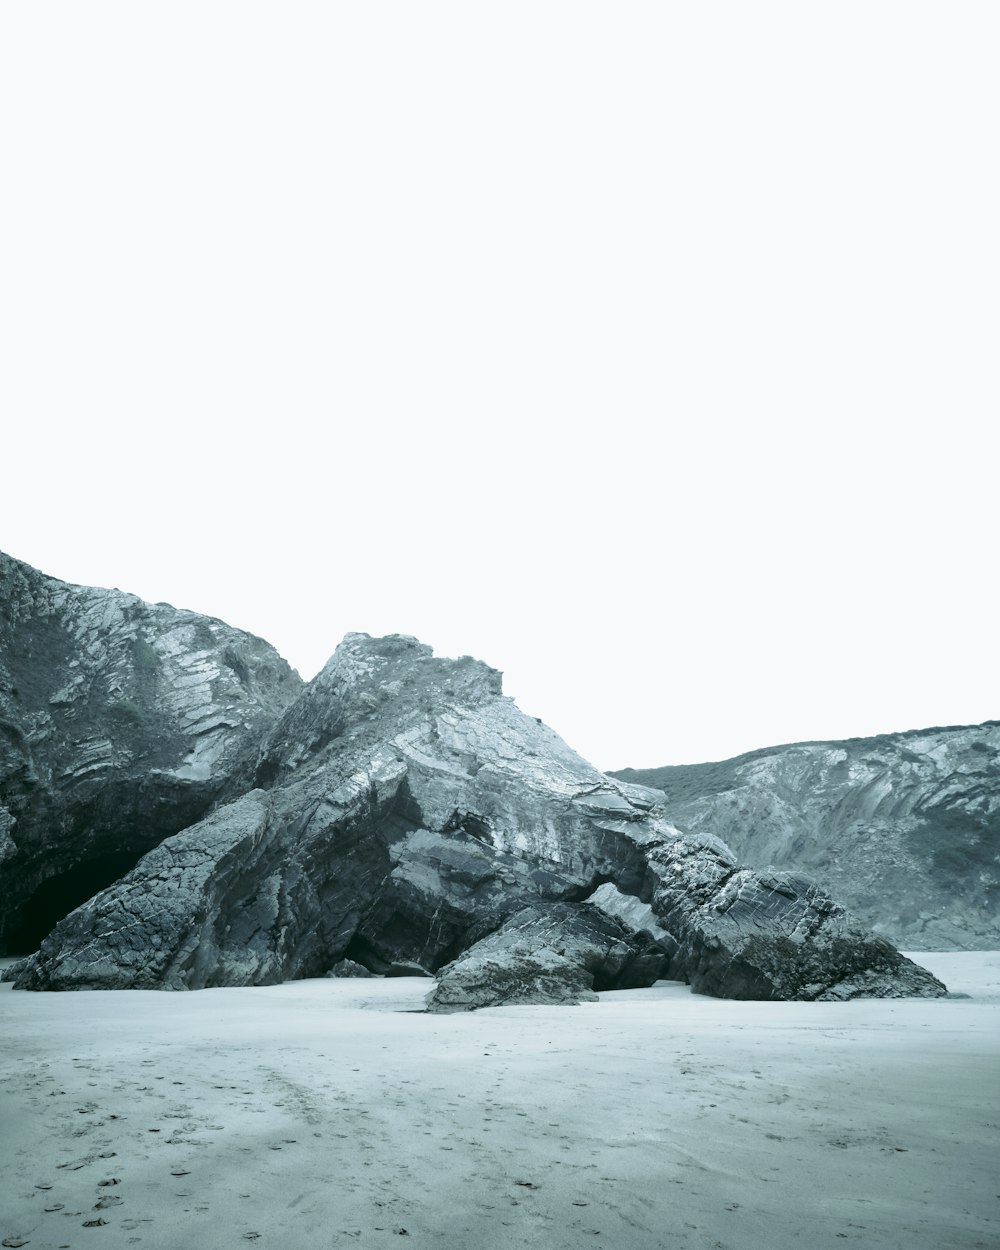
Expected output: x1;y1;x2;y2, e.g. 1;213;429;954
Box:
326;959;375;978
611;723;1000;951
428;900;673;1011
0;552;303;954
9;632;945;1002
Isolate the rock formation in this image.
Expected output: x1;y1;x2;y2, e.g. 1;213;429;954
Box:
0;552;302;955
7;627;945;1002
610;723;1000;950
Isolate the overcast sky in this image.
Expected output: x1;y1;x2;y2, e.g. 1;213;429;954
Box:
1;4;996;770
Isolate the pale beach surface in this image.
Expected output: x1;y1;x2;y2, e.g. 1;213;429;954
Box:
1;952;997;1250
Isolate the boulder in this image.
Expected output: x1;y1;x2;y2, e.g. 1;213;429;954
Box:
325;959;375;979
427;902;672;1012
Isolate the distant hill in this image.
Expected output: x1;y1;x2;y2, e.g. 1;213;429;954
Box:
610;722;1000;950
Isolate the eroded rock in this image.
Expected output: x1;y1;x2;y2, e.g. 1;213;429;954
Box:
0;551;302;953
11;631;946;1003
428;903;672;1012
611;723;1000;950
325;959;375;978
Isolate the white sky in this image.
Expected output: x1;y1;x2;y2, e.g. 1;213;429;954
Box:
1;4;997;770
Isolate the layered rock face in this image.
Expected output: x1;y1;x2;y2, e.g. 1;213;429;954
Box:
0;552;303;954
10;632;944;1002
611;723;1000;950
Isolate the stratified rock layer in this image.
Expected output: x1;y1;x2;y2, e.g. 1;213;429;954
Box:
611;723;1000;950
0;552;302;953
11;633;945;1002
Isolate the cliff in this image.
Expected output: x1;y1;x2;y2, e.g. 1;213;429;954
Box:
8;631;944;1002
0;552;302;954
610;723;1000;950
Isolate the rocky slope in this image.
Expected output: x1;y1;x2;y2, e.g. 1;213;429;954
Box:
611;723;1000;950
8;632;944;1002
0;552;303;954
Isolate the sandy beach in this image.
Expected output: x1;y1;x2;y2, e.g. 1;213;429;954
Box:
1;952;997;1250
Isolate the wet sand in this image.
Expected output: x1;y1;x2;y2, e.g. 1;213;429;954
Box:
1;952;997;1249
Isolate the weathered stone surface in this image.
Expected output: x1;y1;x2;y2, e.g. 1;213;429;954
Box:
647;847;942;1001
8;792;274;988
0;552;302;953
611;722;1000;950
11;631;946;1002
325;959;375;978
427;902;672;1012
385;961;433;978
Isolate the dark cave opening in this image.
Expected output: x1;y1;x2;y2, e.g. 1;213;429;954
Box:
5;852;143;955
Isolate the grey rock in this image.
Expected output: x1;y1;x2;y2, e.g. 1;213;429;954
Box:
11;792;274;989
650;852;942;1001
587;880;675;945
13;632;946;1003
325;959;376;978
0;551;302;954
611;722;1000;950
427;902;672;1012
385;961;433;978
